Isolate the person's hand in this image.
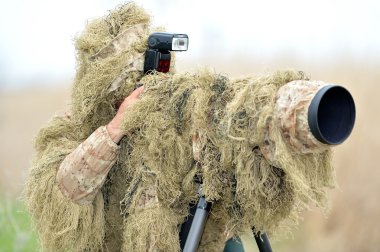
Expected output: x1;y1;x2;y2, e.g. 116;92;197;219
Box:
106;86;144;143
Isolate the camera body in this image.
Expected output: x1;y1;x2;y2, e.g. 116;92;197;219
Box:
144;33;189;73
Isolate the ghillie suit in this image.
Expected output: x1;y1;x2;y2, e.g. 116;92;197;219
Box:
24;3;336;252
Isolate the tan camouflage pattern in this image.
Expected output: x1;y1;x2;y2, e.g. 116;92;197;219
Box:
108;51;145;92
192;130;204;162
90;23;146;61
135;186;160;211
262;80;330;160
88;23;146;93
56;126;120;205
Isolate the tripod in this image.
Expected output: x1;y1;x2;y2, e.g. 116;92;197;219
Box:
179;178;273;252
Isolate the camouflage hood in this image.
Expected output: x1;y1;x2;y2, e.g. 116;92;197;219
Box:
70;3;151;137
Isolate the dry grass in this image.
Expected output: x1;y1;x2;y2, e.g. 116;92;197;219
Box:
0;57;378;251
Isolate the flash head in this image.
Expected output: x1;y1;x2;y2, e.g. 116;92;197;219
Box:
144;32;189;73
148;33;189;51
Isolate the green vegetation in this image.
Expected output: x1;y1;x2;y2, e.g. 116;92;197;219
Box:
0;196;39;252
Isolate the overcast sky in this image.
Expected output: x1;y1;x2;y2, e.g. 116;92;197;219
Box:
0;0;379;89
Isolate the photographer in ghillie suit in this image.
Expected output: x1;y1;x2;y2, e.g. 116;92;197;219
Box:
23;4;158;251
25;2;344;252
22;3;228;251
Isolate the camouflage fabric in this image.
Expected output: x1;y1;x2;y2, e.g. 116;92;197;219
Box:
56;126;120;204
56;125;258;251
261;80;330;161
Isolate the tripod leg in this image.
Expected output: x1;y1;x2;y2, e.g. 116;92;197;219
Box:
182;197;212;252
179;203;197;250
254;232;273;252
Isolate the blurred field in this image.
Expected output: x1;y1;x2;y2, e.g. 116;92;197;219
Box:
0;84;70;194
0;57;379;251
0;196;38;251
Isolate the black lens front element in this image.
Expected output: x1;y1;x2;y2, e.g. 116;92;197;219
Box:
308;85;356;145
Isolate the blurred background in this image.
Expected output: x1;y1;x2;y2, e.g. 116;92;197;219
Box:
0;0;379;251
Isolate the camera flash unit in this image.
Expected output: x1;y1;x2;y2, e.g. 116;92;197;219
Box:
144;33;189;73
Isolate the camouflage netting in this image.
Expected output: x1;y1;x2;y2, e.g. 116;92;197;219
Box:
24;2;335;252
